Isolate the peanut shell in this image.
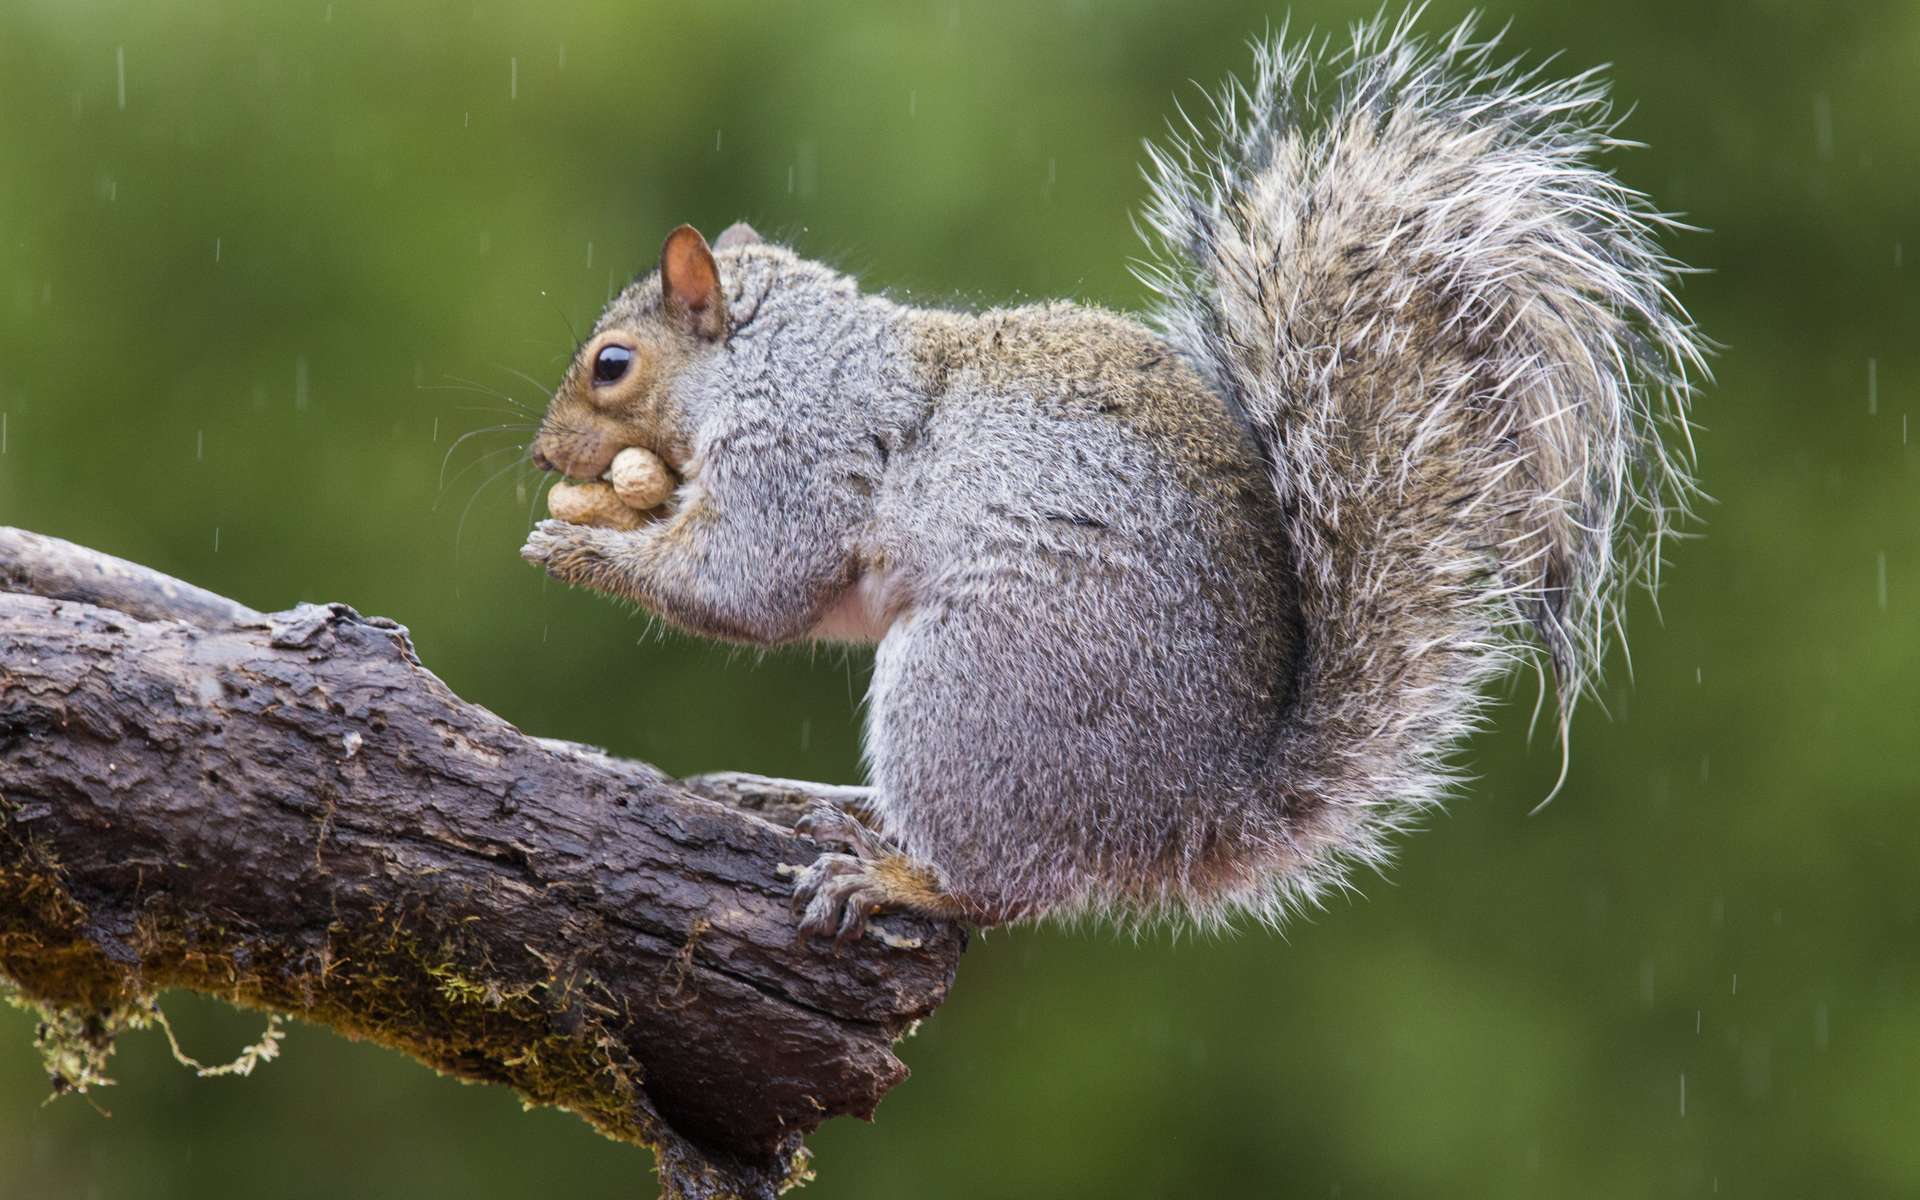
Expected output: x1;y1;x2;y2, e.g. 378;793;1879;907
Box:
607;446;675;511
546;479;644;530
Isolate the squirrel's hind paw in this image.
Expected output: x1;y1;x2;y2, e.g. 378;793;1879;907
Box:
790;852;883;948
786;850;952;951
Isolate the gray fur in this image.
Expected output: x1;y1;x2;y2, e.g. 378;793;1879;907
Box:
1135;10;1705;917
524;11;1703;932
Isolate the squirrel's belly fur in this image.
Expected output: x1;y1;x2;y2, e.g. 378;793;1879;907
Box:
806;570;903;643
525;10;1704;935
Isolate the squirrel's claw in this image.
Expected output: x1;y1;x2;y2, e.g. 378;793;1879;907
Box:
794;800;884;858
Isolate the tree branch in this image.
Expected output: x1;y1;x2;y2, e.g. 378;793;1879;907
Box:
0;527;964;1199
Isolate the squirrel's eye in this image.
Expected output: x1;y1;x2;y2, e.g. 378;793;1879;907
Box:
591;344;634;386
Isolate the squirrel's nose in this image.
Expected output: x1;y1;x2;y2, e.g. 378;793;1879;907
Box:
530;446;555;473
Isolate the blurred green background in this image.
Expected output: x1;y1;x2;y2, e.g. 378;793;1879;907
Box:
1;0;1914;1195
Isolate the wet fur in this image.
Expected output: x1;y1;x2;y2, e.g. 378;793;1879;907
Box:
526;11;1703;932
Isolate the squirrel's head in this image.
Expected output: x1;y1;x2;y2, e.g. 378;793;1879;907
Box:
530;222;762;481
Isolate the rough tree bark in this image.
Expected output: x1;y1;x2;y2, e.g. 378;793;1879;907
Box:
0;527;966;1199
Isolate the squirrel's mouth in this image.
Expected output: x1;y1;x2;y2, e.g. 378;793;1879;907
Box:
530;439;617;484
530;428;692;483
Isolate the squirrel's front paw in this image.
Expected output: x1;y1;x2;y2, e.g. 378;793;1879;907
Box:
519;518;573;567
521;519;612;586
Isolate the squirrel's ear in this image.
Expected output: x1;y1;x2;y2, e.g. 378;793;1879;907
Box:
713;222;763;251
659;224;727;342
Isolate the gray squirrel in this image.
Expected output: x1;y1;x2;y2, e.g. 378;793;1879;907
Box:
521;12;1704;944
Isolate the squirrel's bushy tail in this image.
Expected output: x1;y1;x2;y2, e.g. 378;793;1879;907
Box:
1139;10;1705;918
